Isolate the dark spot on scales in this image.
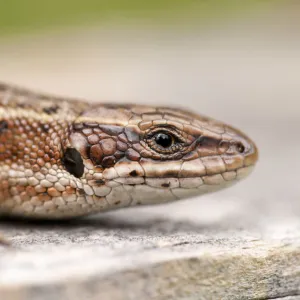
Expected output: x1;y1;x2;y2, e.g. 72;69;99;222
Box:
161;183;170;188
43;105;59;115
0;120;8;133
63;148;84;178
41;124;50;132
129;170;138;177
78;189;85;195
17;103;26;108
159;170;180;178
95;179;105;185
103;103;132;110
102;156;116;168
0;83;7;91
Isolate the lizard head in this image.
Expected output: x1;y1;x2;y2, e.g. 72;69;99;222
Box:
64;104;258;212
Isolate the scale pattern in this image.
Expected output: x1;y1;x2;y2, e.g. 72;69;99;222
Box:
0;83;258;218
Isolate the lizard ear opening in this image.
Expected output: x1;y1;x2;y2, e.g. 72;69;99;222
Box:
62;148;84;178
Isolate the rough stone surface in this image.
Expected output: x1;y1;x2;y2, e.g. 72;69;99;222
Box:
0;6;300;300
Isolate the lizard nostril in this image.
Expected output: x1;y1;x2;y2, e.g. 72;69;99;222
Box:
221;140;248;155
236;142;246;154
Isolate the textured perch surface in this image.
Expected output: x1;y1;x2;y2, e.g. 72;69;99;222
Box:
0;204;299;300
0;9;300;299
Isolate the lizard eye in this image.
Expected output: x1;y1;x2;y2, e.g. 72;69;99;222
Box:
145;127;186;154
154;132;174;148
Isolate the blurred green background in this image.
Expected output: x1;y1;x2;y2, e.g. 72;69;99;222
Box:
0;0;282;36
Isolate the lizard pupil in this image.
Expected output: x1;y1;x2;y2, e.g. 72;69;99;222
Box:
155;133;173;148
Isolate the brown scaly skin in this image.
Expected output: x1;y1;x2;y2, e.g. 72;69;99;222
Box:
0;82;258;219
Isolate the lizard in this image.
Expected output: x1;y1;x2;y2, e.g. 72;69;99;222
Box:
0;82;258;238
